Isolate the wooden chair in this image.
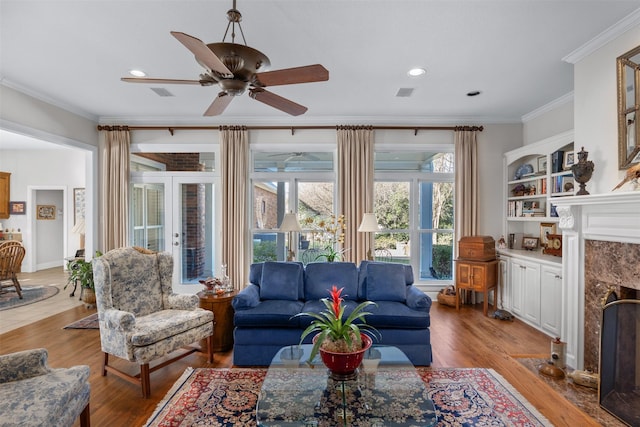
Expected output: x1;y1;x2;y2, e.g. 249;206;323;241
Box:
0;240;26;299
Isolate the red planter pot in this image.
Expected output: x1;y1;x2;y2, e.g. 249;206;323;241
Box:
314;333;373;379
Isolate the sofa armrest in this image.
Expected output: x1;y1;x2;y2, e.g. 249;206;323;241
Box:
232;284;261;310
101;308;136;331
165;293;199;310
0;348;51;383
406;286;432;311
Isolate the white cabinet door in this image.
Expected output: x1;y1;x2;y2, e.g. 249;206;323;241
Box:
522;261;541;325
498;257;510;310
510;259;525;315
540;265;562;337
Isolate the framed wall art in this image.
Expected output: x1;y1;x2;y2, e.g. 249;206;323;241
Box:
540;222;557;247
73;188;85;223
523;237;539;251
36;205;56;220
9;201;26;215
563;151;575;170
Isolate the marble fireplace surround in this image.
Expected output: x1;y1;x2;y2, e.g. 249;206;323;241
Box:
553;191;640;370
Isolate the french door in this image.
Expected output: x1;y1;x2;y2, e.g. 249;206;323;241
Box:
130;173;217;293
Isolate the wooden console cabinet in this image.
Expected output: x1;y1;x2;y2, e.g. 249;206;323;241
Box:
455;259;498;316
0;172;10;219
198;290;236;353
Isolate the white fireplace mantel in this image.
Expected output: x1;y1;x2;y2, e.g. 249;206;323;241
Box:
551;191;640;369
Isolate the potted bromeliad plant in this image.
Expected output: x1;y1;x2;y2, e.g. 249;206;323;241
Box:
294;285;378;377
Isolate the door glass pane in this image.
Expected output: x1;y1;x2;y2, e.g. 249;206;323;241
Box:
298;181;335;259
419;181;453;280
130;183;165;252
180;182;214;284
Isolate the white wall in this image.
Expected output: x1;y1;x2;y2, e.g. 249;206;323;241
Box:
523;97;574;145
0;149;86;271
34;189;64;269
574;25;640;194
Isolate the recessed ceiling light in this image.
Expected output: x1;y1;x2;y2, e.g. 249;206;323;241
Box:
408;68;426;77
129;69;147;77
467;90;481;97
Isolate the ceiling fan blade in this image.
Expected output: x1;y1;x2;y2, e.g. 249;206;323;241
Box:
204;92;233;116
121;77;202;85
249;88;308;116
255;64;329;87
170;31;233;77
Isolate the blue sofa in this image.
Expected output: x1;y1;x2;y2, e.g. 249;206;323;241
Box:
232;260;432;366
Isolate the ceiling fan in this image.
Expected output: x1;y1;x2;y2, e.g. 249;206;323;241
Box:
121;0;329;116
267;152;321;162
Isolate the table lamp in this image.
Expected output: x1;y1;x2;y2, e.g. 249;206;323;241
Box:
279;212;301;261
71;217;86;250
358;213;380;260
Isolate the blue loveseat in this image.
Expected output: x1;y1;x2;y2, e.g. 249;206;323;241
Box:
232;260;432;366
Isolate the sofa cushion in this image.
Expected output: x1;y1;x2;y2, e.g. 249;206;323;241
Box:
233;300;304;328
304;262;358;300
366;301;430;328
260;262;303;301
249;263;263;285
358;261;414;299
366;263;407;302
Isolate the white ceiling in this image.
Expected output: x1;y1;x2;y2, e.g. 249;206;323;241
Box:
1;0;640;136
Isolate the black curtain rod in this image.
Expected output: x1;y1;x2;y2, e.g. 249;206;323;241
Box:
97;124;483;136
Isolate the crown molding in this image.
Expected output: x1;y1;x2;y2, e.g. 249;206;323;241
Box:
562;8;640;64
521;92;574;123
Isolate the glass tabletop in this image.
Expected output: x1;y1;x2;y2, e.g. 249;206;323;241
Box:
256;344;437;426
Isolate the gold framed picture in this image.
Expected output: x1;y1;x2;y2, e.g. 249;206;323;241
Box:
540;222;557;247
36;205;56;220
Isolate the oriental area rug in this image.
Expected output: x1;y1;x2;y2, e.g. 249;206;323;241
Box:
145;367;552;426
63;312;99;329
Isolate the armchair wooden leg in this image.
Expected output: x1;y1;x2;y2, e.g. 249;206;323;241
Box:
207;335;214;363
102;353;108;376
79;402;90;427
141;363;151;398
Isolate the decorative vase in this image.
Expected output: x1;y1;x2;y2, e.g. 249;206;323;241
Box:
314;333;372;380
82;288;96;307
571;147;594;195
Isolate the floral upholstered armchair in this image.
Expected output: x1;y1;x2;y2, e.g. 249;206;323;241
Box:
0;348;90;426
92;247;214;398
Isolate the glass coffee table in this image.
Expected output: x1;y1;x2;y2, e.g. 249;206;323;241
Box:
256;344;437;426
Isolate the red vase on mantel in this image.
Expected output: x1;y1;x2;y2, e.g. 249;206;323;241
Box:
314;333;373;380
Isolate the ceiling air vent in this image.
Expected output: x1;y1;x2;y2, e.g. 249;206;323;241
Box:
150;87;175;97
395;88;414;97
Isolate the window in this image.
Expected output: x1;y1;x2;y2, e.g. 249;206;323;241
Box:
374;151;454;281
251;151;335;262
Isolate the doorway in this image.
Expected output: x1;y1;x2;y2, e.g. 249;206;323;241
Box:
130;174;217;293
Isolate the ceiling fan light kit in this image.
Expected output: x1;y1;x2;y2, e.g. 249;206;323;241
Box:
121;0;328;116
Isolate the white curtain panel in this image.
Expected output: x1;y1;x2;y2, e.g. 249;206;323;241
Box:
101;127;130;252
454;128;479;254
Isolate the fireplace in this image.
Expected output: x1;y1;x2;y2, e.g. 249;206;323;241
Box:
553;192;640;426
599;294;639;426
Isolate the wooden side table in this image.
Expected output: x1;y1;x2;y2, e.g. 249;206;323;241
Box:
198;290;237;353
455;259;498;316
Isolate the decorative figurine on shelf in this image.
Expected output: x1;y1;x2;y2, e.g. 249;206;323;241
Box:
571;146;594;195
497;236;507;249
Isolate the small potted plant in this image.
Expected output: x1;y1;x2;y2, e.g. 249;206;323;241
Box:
294;286;378;377
65;251;102;306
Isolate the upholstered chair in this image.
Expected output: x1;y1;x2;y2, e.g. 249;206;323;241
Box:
92;247;214;398
0;348;90;426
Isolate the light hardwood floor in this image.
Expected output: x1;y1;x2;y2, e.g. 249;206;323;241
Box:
0;268;601;427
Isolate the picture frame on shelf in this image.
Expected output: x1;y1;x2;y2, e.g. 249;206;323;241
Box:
9;201;26;215
563;151;575;170
523;237;539;251
537;156;547;173
561;176;575;193
36;205;56;220
540;222;557;247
